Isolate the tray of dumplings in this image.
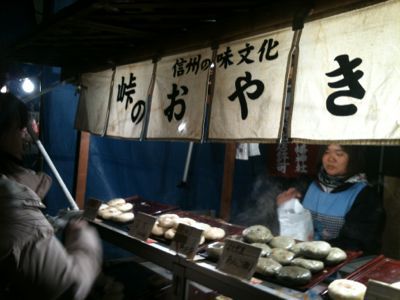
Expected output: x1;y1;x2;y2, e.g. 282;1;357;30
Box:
96;196;179;224
149;210;244;249
204;225;362;291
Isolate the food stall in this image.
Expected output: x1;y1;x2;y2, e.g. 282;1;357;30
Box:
1;0;400;299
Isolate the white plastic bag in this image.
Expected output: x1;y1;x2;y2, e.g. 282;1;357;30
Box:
278;198;314;241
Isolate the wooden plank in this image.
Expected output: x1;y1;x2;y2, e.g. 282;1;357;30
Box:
219;143;236;221
74;131;90;209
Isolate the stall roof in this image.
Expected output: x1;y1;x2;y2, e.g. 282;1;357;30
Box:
0;0;385;78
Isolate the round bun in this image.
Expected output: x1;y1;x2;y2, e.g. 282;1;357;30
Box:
328;279;366;300
107;198;126;207
204;227;226;240
172;217;197;229
151;221;167;236
111;212;134;223
158;214;180;228
164;228;176;240
99;207;122;219
99;203;109;211
115;202;133;212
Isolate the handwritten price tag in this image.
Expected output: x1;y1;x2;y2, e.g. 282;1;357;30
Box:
170;223;203;259
365;279;400;300
129;212;157;241
217;239;262;280
83;198;102;221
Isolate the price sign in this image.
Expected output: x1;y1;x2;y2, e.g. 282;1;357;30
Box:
129;212;157;241
83;198;102;221
365;279;400;300
217;239;262;280
170;223;203;259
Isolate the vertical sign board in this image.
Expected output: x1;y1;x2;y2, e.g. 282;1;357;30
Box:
208;28;293;141
106;61;154;139
146;48;212;141
75;69;114;135
291;0;400;143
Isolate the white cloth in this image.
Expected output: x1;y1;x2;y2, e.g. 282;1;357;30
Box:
235;143;261;160
209;27;293;141
146;48;212;140
291;0;400;143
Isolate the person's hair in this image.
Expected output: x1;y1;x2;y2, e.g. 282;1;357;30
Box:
316;144;366;177
0;93;29;175
0;93;28;136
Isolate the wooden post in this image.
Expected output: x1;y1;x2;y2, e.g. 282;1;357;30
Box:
219;143;236;221
74;131;90;209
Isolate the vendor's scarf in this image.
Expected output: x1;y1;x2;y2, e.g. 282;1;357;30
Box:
317;167;367;192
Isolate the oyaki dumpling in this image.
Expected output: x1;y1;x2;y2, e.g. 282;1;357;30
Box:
172;217;197;229
99;207;122;220
111;212;134;223
256;257;282;277
251;243;272;257
164;228;177;240
192;222;211;232
269;236;296;250
151;221;167;236
302;241;332;259
290;241;308;257
276;266;312;286
98;203;109;211
158;214;180;228
328;279;366;300
291;257;324;273
203;227;226;240
107;198;126;207
325;247;347;266
242;225;273;243
114;202;133;212
270;248;295;265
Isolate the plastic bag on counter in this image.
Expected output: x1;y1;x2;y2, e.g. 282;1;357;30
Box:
278;198;313;241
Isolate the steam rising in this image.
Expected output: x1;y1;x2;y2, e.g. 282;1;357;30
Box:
232;174;311;236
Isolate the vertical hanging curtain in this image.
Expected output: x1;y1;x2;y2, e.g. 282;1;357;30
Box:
106;60;154;139
290;0;400;144
208;27;293;142
75;69;114;135
145;48;213;141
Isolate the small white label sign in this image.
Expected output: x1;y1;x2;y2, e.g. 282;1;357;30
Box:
365;279;400;300
170;223;203;259
83;198;102;221
129;212;157;241
217;239;262;280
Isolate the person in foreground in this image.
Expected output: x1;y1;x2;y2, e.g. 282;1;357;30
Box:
277;144;385;255
0;93;102;299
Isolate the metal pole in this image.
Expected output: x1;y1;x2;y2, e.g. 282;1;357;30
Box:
27;122;79;211
182;142;194;184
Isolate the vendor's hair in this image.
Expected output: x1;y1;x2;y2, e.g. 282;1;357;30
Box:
316;144;367;177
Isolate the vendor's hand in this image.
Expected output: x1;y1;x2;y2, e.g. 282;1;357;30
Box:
276;187;302;206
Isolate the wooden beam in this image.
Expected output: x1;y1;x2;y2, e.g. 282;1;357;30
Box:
219;143;236;221
74;131;90;209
